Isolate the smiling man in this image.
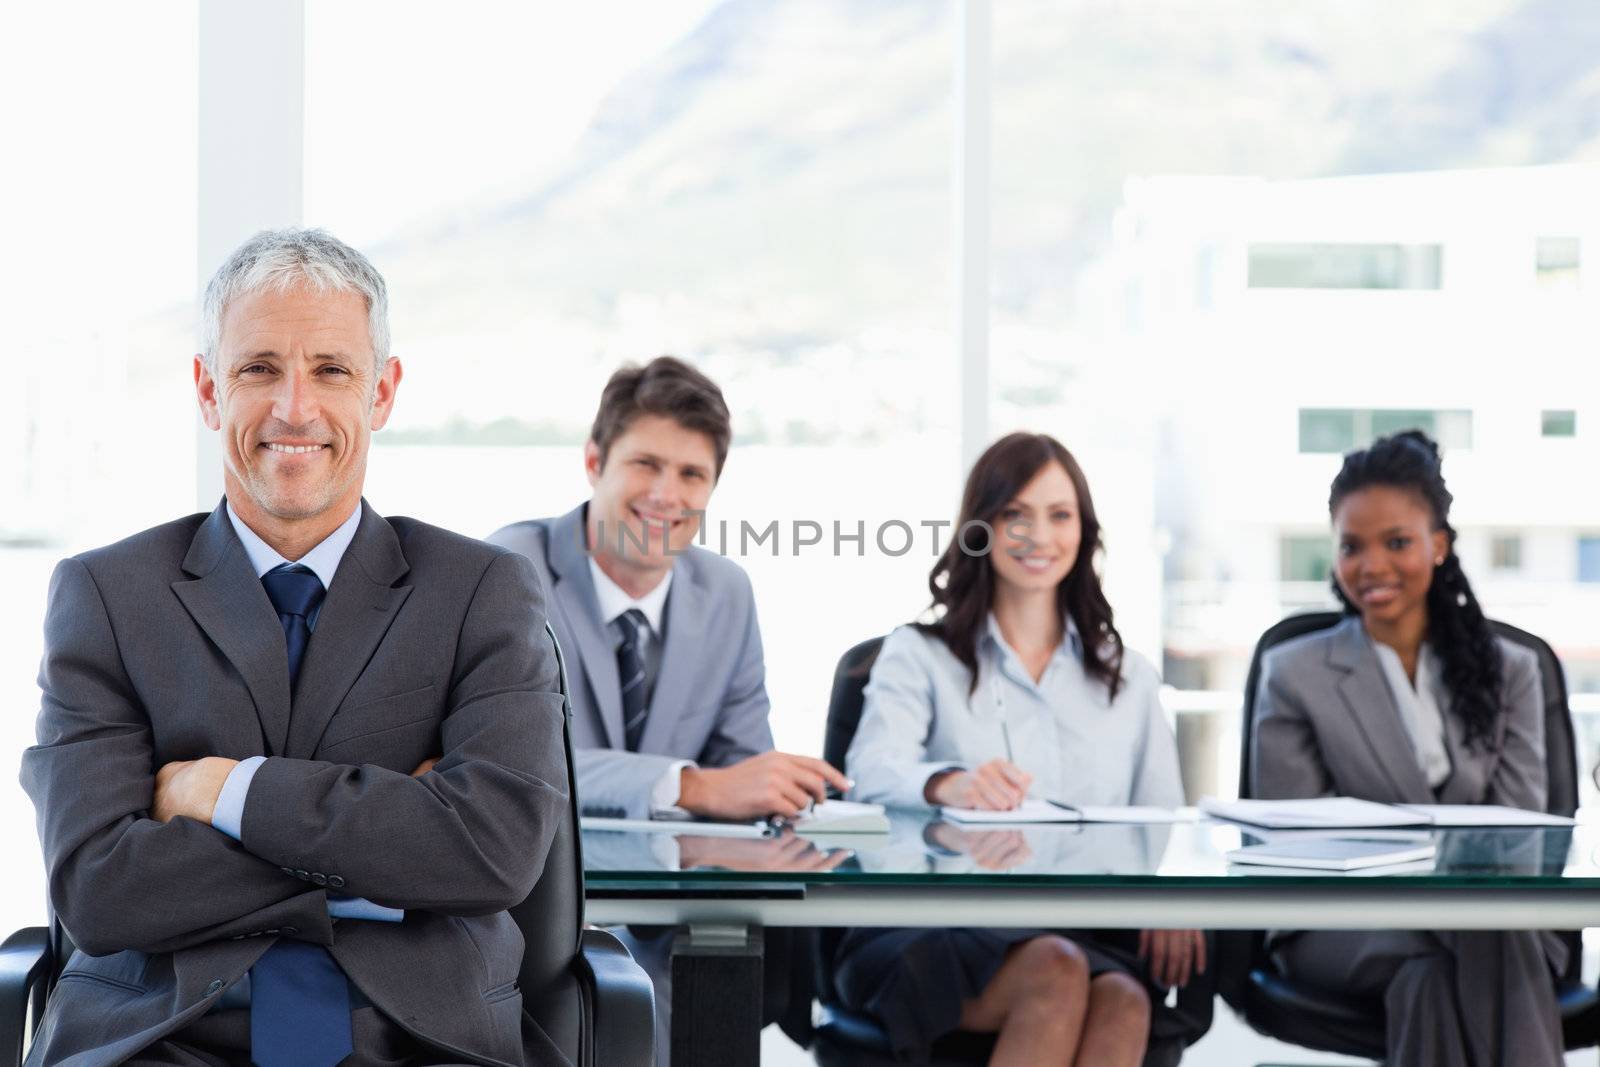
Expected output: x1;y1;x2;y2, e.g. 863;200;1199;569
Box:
20;228;567;1067
489;357;847;824
487;357;843;1064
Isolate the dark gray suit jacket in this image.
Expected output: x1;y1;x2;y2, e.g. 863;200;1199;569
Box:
20;501;569;1067
487;504;772;819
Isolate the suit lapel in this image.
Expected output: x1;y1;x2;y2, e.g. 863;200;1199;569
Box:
549;504;626;748
172;504;290;754
1326;618;1434;802
640;558;707;754
287;502;413;758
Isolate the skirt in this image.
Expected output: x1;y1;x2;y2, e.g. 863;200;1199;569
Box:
833;927;1159;1063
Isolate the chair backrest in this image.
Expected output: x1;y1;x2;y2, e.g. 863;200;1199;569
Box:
511;621;586;1059
1236;610;1579;817
821;636;886;774
813;636;886;1009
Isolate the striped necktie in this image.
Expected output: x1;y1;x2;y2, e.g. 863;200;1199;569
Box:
616;608;650;751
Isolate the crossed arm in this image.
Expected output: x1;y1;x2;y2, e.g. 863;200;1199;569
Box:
21;551;566;957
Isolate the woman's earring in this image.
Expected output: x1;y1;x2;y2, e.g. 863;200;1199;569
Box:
1434;557;1445;566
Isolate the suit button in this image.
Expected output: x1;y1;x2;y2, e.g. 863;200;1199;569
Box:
279;866;294;876
311;872;328;886
327;876;346;889
295;870;310;881
281;926;298;935
204;979;224;996
229;934;244;941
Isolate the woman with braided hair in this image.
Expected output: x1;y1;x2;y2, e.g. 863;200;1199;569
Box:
1250;429;1563;1066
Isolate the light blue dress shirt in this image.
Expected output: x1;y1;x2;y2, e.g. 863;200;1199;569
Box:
846;615;1184;811
213;502;401;923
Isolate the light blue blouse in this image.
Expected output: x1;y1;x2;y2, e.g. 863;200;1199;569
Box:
846;615;1184;811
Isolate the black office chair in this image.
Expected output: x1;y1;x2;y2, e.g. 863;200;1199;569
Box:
0;624;654;1067
1220;610;1600;1060
809;636;1214;1067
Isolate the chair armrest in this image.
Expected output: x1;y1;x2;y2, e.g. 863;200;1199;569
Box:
574;927;654;1067
0;927;51;1067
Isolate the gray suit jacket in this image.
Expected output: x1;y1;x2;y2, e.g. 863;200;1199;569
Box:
487;504;772;819
20;501;568;1067
1249;613;1563;968
1250;615;1547;808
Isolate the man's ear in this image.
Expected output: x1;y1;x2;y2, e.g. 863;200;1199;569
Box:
194;355;222;431
583;439;604;488
369;357;403;430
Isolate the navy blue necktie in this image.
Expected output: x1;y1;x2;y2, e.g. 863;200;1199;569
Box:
253;563;352;1067
616;609;650;751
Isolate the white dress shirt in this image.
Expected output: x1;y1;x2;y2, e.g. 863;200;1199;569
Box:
1370;637;1453;789
587;559;689;811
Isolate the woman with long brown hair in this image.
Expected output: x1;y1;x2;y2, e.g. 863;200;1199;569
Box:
838;433;1200;1066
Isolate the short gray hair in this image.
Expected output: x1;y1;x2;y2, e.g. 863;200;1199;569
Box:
201;227;390;376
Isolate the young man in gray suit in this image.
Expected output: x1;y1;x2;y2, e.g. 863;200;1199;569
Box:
487;357;847;1063
21;229;567;1067
487;357;847;824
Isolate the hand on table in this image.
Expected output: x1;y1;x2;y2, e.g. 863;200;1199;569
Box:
924;759;1033;809
678;751;851;820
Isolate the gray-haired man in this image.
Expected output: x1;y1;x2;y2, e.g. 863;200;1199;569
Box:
20;228;567;1066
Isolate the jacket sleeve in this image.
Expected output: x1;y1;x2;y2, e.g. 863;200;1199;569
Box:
1485;645;1547;811
20;558;335;957
236;550;568;915
845;628;963;810
1250;651;1337;800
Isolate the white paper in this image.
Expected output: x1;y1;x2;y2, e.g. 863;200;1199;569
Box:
1200;796;1429;829
1074;805;1184;823
1399;804;1575;827
941;799;1081;824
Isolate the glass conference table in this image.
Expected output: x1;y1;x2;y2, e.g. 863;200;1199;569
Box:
583;809;1600;1064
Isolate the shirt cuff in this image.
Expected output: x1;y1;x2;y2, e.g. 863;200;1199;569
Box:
211;755;267;841
649;760;696;816
327;895;405;922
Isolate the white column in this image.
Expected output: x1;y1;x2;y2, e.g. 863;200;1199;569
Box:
954;0;990;470
196;2;305;509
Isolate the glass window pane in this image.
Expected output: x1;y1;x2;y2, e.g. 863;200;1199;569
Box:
1580;538;1600;584
1248;243;1442;290
1490;535;1523;572
992;0;1600;800
304;1;953;754
1281;535;1333;582
1370;409;1437;440
1543;409;1578;437
2;0;199;937
1299;409;1356;454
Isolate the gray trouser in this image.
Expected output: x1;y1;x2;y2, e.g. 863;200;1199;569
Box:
1275;929;1563;1067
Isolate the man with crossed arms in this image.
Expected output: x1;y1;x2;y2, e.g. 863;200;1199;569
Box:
21;229;566;1066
